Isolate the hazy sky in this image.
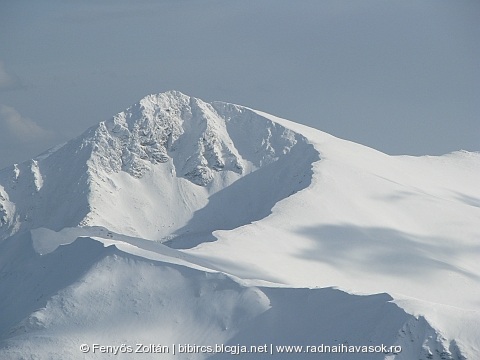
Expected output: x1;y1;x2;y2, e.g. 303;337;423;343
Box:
1;0;479;169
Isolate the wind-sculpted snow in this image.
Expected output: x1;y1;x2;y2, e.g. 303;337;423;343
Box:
0;233;267;359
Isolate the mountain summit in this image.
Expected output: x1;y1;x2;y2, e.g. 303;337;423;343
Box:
0;91;317;244
1;91;479;359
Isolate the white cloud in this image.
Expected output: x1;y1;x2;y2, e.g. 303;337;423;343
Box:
0;61;23;91
0;105;53;143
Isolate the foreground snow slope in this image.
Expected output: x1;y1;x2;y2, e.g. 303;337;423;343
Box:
0;91;479;359
0;229;457;360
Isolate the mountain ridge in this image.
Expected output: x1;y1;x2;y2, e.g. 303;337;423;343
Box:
0;91;479;359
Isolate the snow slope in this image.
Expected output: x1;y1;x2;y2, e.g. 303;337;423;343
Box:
186;113;480;358
0;91;479;359
0;229;455;360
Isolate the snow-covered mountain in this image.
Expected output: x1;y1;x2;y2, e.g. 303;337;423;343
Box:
0;91;479;359
0;91;316;245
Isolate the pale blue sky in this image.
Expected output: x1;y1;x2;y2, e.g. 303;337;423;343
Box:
1;0;479;169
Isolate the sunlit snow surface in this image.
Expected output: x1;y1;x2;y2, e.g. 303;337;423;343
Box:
0;91;479;359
